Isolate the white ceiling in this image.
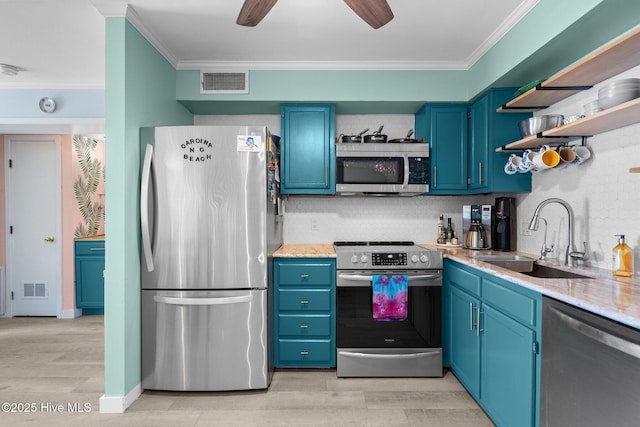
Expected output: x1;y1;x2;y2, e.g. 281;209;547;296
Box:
0;0;539;90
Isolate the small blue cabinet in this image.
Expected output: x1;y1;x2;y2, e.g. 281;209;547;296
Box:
274;258;336;367
444;259;541;427
74;239;105;314
280;103;336;194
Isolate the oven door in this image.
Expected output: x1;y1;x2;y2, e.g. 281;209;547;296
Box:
335;270;442;377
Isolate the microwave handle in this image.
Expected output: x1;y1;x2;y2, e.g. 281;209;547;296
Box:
403;154;410;188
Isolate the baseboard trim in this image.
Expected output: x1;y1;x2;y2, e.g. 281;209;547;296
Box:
99;383;142;413
58;308;83;319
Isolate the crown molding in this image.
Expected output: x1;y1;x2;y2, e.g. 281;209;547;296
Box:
177;60;469;72
464;0;540;68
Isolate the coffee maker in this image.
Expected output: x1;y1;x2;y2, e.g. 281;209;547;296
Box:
493;197;517;251
462;205;493;249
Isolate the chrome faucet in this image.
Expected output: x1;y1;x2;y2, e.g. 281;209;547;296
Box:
528;198;586;265
539;218;554;260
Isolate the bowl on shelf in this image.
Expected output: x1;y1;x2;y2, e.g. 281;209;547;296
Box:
518;114;564;137
584;100;603;116
597;78;640;109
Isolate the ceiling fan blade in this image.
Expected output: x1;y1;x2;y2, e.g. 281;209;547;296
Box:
344;0;394;29
236;0;278;27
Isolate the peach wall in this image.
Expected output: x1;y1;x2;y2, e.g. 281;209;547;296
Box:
60;135;75;312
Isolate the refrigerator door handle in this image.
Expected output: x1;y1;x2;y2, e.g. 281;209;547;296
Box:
153;295;253;306
141;144;154;272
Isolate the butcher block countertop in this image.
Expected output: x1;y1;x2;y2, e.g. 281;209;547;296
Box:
422;244;640;330
74;234;105;241
273;243;336;258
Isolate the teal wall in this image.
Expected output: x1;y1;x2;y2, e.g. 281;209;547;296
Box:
174;0;640;114
104;18;192;398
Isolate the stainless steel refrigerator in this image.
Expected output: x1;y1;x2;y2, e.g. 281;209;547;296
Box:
140;126;282;391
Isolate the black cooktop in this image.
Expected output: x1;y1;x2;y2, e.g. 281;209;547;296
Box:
333;241;414;247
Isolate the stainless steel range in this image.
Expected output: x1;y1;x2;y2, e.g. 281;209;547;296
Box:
334;241;443;377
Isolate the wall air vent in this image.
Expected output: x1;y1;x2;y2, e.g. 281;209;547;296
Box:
23;282;46;298
200;70;249;94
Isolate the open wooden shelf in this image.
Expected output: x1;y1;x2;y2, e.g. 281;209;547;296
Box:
497;97;640;151
630;167;640;173
498;27;640;112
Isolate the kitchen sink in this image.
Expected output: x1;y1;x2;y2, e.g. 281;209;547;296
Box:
475;255;536;272
521;264;592;279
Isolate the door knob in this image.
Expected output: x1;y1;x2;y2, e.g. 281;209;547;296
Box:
44;236;55;242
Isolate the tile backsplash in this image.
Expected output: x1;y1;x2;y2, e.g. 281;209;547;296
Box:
197;68;640;275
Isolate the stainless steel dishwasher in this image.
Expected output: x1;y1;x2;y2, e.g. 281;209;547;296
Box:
542;297;640;426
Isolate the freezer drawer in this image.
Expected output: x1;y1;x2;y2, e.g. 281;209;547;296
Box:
142;289;270;391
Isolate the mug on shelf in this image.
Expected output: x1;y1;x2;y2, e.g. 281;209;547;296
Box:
571;146;592;165
521;149;535;172
504;154;523;175
532;145;560;171
557;146;577;168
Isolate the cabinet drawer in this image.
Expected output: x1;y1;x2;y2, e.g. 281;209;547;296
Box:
278;289;331;311
278;314;331;336
446;263;481;297
75;241;105;256
278;339;332;363
483;278;537;327
278;263;333;286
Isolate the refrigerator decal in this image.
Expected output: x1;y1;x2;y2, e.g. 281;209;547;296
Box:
181;137;214;162
237;134;262;152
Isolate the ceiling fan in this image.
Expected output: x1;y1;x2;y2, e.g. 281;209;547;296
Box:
236;0;394;29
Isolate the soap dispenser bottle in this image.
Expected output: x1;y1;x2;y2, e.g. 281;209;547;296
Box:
612;235;633;277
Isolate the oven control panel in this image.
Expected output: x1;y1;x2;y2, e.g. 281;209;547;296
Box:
371;252;407;266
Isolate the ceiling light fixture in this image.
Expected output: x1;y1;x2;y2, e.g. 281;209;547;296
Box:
0;64;19;76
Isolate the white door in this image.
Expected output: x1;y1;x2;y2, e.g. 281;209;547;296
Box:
5;136;61;316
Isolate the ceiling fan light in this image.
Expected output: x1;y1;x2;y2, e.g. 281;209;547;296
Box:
0;64;19;76
236;0;278;27
344;0;394;29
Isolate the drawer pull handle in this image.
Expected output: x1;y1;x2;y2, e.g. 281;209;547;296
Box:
300;274;309;279
300;300;309;305
300;324;309;329
300;351;309;355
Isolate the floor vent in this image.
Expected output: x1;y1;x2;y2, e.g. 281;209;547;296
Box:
200;70;249;94
24;282;46;298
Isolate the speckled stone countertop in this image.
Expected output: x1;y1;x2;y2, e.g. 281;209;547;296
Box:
422;244;640;330
273;243;336;258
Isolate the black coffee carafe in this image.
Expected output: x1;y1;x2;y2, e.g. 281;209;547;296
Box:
493;197;517;252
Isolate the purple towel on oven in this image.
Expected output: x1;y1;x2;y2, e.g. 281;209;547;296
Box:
372;275;408;321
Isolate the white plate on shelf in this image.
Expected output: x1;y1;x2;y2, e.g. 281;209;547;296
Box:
434;243;463;248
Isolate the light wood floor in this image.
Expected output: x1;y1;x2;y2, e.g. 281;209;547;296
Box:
0;316;494;426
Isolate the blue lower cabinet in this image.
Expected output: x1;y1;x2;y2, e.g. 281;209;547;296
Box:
444;259;541;427
274;258;336;367
74;240;105;314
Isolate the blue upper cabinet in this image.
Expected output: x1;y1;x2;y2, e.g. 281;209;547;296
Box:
471;88;532;193
281;103;336;194
415;89;532;195
415;104;468;194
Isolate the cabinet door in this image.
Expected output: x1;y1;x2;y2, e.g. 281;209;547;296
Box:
468;95;489;191
481;303;536;427
447;285;481;399
415;104;468;193
281;104;335;194
75;256;104;309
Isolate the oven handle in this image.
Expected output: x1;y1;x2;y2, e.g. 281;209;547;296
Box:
338;350;440;360
337;272;441;282
403;154;410;188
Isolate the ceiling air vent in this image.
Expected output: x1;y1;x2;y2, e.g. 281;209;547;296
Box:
200;70;249;94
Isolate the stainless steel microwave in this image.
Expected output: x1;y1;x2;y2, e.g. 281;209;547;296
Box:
335;143;430;195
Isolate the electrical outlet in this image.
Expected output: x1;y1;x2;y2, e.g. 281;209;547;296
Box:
520;219;532;236
310;218;319;231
